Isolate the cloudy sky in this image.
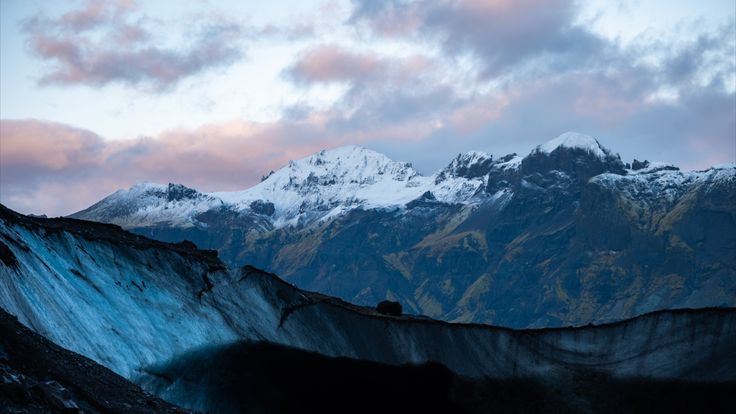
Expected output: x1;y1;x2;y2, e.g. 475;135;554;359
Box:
1;0;734;216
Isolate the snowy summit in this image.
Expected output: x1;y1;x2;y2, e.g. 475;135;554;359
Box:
534;132;609;158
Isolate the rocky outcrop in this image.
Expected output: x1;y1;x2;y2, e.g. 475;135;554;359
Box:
376;300;402;316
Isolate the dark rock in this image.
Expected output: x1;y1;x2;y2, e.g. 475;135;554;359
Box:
435;153;494;182
631;159;649;170
176;240;198;250
32;380;80;413
166;183;198;202
0;241;18;269
521;145;626;183
377;300;402;316
249;200;276;216
261;170;275;182
1;367;29;403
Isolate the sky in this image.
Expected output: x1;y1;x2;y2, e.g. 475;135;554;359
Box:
1;0;735;216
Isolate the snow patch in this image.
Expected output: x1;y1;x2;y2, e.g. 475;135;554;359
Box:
495;155;522;170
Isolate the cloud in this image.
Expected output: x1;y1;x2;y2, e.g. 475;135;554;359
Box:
22;0;245;90
280;4;734;172
3;1;733;217
286;45;387;84
350;0;605;78
285;44;455;127
0;117;423;216
56;0;135;31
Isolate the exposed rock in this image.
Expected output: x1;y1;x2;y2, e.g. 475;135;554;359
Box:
376;300;402;316
632;159;650;170
249;200;275;216
166;183;199;202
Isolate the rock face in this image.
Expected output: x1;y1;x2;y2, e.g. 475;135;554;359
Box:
376;300;402;316
69;133;736;327
1;206;735;411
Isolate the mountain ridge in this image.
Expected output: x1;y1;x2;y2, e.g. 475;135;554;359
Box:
71;132;628;229
68;133;736;327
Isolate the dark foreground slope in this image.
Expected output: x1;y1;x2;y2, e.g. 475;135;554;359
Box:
0;309;189;414
144;339;736;414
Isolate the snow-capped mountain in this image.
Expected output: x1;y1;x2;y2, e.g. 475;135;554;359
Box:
1;206;734;412
72;144;498;229
533;131;611;157
70;132;736;327
70;132;635;231
73;182;224;228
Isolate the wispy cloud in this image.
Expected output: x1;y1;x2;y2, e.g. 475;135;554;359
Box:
285;43;455;128
22;0;244;91
350;0;605;78
0;117;417;216
286;45;389;84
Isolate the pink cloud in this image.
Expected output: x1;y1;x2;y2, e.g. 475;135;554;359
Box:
0;117;420;216
287;44;435;86
0;119;104;170
288;45;387;84
57;0;135;31
23;0;244;90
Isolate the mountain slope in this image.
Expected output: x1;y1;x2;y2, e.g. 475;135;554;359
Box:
69;133;736;327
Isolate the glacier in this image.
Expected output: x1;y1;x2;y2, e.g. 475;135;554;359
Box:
1;205;734;387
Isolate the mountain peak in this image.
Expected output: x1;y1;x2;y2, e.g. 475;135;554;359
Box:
436;150;493;182
127;181;166;193
310;144;383;158
266;145;416;188
213;145;425;225
533;132;609;158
